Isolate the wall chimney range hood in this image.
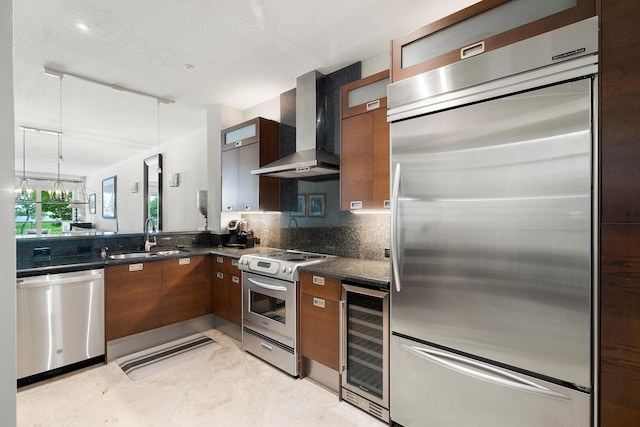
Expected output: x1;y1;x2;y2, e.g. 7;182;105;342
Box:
251;70;340;179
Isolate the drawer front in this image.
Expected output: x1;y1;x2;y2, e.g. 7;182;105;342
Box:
300;272;340;301
225;256;241;275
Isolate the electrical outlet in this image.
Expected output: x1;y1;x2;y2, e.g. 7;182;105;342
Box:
384;248;390;258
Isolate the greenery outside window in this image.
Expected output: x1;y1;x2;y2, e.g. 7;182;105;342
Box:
15;188;73;235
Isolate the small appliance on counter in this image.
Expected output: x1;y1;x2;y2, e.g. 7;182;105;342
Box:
226;219;255;248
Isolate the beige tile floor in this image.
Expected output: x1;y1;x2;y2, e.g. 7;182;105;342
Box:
17;329;386;427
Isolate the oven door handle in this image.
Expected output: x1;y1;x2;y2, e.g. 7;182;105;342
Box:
247;277;288;292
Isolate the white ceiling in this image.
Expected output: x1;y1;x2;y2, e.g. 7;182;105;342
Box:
13;0;477;178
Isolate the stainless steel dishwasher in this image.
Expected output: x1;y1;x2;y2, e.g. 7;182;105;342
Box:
17;268;105;384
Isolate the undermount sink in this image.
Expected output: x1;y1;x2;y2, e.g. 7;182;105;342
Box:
109;252;157;260
154;250;185;256
109;249;188;260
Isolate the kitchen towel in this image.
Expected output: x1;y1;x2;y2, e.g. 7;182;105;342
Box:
116;333;221;380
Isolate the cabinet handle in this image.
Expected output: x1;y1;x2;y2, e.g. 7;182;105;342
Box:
461;40;485;59
216;272;224;279
232;276;240;284
179;258;190;265
243;204;252;210
235;141;242;147
216;256;224;264
312;275;325;286
313;297;325;309
383;200;391;209
366;99;380;111
350;201;363;209
129;263;143;272
231;259;239;267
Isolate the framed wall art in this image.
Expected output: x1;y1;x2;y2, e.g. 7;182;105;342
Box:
308;193;325;218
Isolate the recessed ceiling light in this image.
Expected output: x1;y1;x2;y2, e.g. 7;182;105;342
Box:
76;23;90;32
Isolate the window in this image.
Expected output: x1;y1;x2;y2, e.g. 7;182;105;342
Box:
15;187;73;235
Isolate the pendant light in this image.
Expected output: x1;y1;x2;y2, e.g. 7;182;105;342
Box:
15;128;33;196
156;99;162;174
49;72;69;201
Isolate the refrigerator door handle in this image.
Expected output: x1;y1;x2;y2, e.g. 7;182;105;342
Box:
401;344;570;401
391;163;402;292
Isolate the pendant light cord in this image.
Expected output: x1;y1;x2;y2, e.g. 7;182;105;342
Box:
156;100;162;174
22;129;26;180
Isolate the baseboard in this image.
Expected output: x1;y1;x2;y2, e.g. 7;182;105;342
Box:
106;315;214;361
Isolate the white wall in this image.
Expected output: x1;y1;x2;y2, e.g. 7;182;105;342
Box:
162;127;208;231
85;124;208;233
1;0;17;424
242;96;280;122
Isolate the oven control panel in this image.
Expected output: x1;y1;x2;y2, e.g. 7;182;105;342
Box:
240;257;280;276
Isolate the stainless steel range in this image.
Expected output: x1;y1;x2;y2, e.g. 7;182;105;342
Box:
238;250;334;376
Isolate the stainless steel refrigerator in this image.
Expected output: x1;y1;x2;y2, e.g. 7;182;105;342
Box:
388;18;598;427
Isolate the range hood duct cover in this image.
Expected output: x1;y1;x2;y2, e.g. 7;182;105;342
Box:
251;70;339;179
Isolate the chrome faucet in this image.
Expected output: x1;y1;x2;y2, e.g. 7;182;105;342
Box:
288;217;298;229
144;217;157;251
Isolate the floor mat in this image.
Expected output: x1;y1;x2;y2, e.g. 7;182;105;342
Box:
116;333;221;380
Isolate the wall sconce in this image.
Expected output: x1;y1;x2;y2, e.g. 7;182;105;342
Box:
130;182;139;193
169;173;180;187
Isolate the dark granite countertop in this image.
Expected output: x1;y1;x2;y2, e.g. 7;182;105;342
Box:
17;245;282;277
299;257;391;288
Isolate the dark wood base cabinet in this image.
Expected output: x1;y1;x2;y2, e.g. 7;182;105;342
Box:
299;272;340;372
599;0;640;425
105;262;162;341
105;256;207;342
211;255;242;326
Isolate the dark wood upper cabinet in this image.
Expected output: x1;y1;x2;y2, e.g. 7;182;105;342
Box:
391;0;595;82
340;70;390;211
221;117;280;212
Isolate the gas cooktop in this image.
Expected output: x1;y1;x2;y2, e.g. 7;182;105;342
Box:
238;250;334;281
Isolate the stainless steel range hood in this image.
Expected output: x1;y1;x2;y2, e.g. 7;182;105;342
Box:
251;70;339;179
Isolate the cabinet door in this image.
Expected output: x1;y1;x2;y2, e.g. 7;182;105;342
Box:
211;270;228;320
237;143;260;211
226;258;242;326
299;272;341;370
341;113;374;210
161;256;206;325
372;108;390;207
300;293;340;370
221;149;239;211
391;0;594;82
105;262;162;341
227;273;242;326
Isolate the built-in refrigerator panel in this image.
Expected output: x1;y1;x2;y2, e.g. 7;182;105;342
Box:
391;334;591;427
391;78;593;388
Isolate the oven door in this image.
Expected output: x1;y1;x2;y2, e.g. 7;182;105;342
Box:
242;272;296;342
